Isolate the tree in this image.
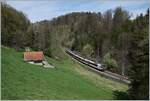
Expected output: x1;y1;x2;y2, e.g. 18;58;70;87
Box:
128;10;149;99
82;44;93;58
1;3;30;47
117;32;131;75
112;7;130;44
103;53;118;71
101;10;113;57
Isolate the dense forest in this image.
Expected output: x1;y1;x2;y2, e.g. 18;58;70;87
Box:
1;3;149;99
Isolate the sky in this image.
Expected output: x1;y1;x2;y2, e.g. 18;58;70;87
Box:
6;0;149;23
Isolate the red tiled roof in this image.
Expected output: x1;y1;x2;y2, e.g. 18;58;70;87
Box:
24;52;44;61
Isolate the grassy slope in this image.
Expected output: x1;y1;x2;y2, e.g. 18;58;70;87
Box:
1;46;128;100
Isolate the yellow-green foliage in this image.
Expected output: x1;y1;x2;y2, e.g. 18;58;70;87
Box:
82;44;93;57
103;53;118;70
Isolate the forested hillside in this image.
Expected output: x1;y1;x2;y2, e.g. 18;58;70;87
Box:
1;3;149;99
1;3;30;47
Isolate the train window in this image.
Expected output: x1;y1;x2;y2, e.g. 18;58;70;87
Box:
97;64;101;68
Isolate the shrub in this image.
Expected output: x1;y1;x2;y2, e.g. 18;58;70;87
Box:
103;53;118;70
44;48;52;57
82;44;93;57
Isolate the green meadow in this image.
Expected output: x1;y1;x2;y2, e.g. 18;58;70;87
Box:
1;46;128;100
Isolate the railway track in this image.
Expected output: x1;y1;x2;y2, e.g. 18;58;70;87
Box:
66;49;130;84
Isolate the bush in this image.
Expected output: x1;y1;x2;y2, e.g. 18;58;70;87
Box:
82;44;93;57
103;53;118;70
44;48;52;57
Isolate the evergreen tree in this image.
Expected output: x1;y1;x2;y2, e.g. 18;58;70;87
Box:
128;10;149;99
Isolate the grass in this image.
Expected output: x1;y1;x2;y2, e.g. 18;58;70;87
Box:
1;46;129;100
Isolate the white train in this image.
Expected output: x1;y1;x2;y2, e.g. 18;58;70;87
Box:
66;49;105;71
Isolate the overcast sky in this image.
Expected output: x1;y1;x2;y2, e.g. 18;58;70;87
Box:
6;0;149;23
